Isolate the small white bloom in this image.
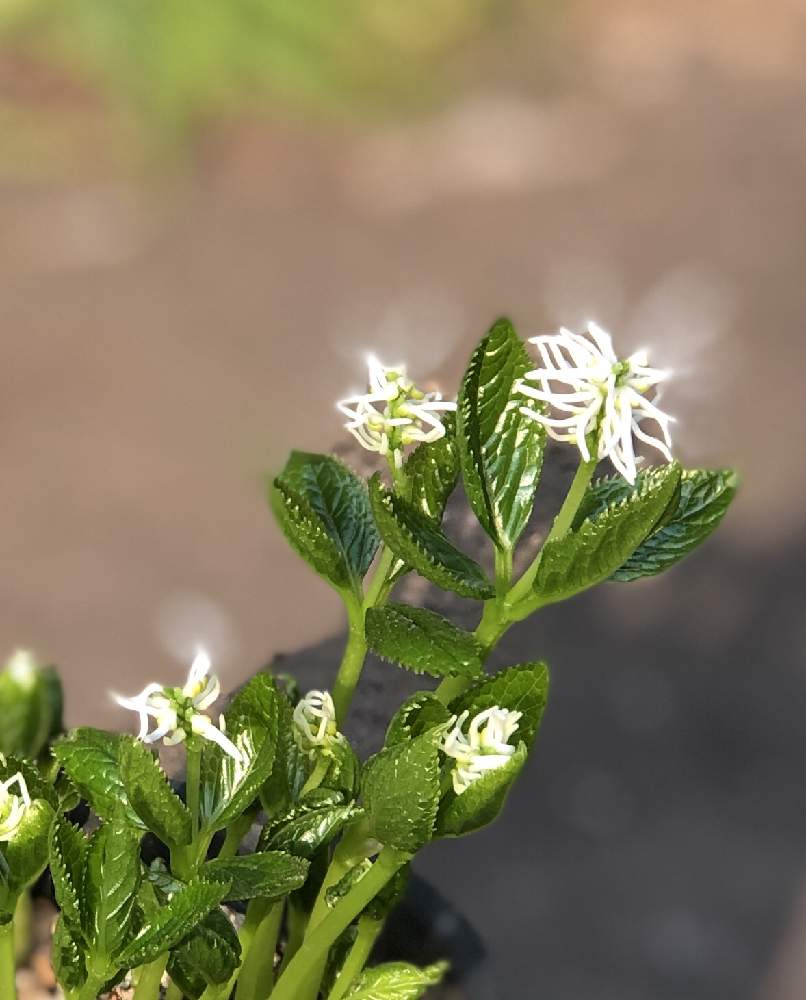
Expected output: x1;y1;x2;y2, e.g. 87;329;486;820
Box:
337;356;456;470
114;649;242;763
6;649;38;687
516;322;674;484
441;706;522;795
0;770;32;841
293;689;339;756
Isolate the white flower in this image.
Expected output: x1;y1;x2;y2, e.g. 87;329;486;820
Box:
293;689;339;756
441;706;522;795
337;356;456;470
516;322;674;484
114;649;242;763
0;770;32;841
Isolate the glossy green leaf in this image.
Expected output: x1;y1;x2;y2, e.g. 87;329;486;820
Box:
53;728;142;828
369;475;494;600
2;799;54;897
115;880;228;969
261;691;307;818
366;604;483;679
84;818;142;961
0;753;56;808
403;413;459;523
346;961;448;999
272;452;379;591
119;737;192;848
534;463;681;605
200;851;309;901
263;796;362;859
168;908;242;998
437;743;527;837
449;661;550;750
457;318;545;551
362;728;443;854
52;915;87;992
612;469;738;581
385;693;451;747
321;736;361;798
49;817;88;934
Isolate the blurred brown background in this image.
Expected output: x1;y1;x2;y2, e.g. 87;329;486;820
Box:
1;1;805;997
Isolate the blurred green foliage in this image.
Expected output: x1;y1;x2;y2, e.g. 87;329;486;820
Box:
0;651;63;762
0;0;495;146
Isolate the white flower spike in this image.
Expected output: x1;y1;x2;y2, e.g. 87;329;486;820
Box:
337;356;456;471
0;770;32;841
441;706;522;795
516;322;674;484
293;689;339;757
114;649;242;763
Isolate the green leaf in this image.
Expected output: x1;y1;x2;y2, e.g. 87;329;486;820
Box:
385;693;451;747
53;728;142;827
200;674;279;832
366;604;483;680
0;654;63;760
437;743;527;837
369;476;494;601
0;753;56;808
119;737;192;848
261;691;307;818
457;317;545;551
534;463;681;606
2;799;54;896
403;413;459;523
362;728;443;854
168;908;242;998
272;452;379;591
322;736;361;798
449;661;549;750
115;880;228;969
612;469;738;581
263;796;362;859
347;961;448;999
84;818;142;961
52;915;87;992
199;851;309;901
49;817;88;934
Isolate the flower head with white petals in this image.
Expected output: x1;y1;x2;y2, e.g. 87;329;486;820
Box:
516;322;674;484
337;356;456;471
293;689;339;758
441;706;522;795
0;769;32;841
114;649;242;763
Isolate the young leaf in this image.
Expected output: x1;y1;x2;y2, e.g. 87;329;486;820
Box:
2;799;54;896
84;819;142;961
262;798;362;859
322;736;361;798
457;317;545;551
119;737;192;848
49;817;89;934
369;476;494;601
272;480;353;590
272;452;379;591
362;728;444;854
53;728;142;828
403;413;459;523
346;961;448;1000
365;604;483;680
0;753;56;808
437;743;527;837
52;916;87;992
534;463;681;606
449;661;550;750
115;880;228;969
168;908;242;998
385;693;451;747
200;850;308;901
612;469;738;581
261;691;307;817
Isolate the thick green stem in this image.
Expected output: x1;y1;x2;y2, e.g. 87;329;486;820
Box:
332;594;368;724
272;849;406;1000
218;810;255;860
165;981;184;1000
133;954;168;1000
0;920;16;1000
434;599;507;705
327;915;383;1000
234;899;283;1000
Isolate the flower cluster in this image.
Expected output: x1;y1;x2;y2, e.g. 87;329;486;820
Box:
0;770;31;841
516;322;674;484
441;706;522;795
293;689;339;757
114;649;242;762
337;356;456;470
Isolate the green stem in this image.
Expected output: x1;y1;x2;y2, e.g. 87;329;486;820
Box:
272;849;406;1000
13;892;31;965
165;981;184;1000
218;810;254;860
332;593;368;723
234;899;283;1000
434;599;507;705
277;898;308;978
0;920;16;1000
133;954;168;1000
327;915;383;1000
186;741;202;843
299;755;330;799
